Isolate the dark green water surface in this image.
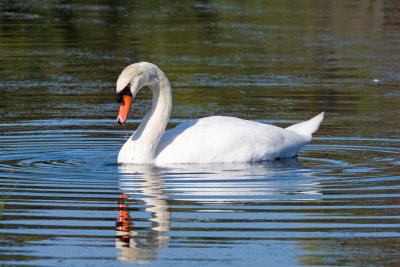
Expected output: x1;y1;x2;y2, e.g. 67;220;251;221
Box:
1;1;399;266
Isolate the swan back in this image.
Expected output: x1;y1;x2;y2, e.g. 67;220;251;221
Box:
155;116;311;164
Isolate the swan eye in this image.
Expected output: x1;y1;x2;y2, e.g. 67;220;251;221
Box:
116;94;123;103
116;83;132;103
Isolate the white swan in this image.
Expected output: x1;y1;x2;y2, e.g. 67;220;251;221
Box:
116;62;324;164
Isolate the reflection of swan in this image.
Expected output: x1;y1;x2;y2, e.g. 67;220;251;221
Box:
115;62;324;164
157;160;321;202
116;165;170;263
115;160;322;263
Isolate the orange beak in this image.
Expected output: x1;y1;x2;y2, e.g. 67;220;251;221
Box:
117;95;132;125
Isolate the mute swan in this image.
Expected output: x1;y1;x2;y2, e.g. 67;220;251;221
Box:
116;62;324;164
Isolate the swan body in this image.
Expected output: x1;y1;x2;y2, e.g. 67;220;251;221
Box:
116;62;324;164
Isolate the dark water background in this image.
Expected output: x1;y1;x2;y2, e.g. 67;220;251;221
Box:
1;0;399;266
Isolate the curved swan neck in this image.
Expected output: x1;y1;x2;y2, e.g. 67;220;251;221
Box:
130;69;172;162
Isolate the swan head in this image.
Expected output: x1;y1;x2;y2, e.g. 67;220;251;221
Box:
116;62;159;124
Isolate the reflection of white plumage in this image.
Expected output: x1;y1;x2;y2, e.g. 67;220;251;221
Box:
116;166;170;264
116;62;324;164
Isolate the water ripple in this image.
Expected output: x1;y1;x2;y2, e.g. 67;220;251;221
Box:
1;120;399;266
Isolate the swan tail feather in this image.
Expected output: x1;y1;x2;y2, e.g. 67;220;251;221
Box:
285;112;324;136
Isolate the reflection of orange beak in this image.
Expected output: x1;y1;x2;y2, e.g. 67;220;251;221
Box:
117;95;132;125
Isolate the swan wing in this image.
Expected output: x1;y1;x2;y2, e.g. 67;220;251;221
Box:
155;116;310;164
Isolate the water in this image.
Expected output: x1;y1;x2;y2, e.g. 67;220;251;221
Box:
1;0;399;266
